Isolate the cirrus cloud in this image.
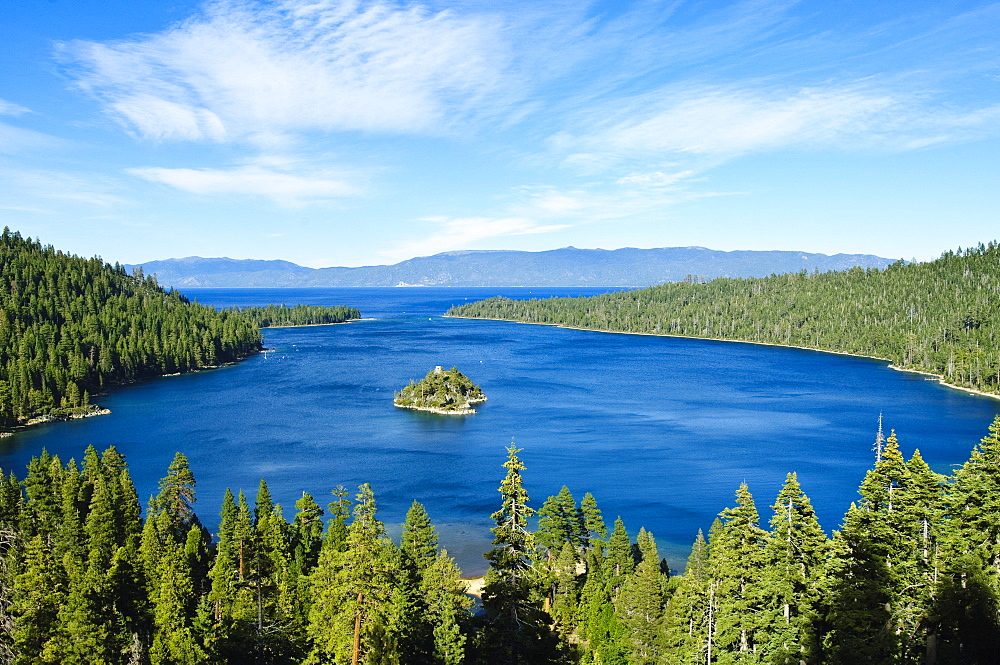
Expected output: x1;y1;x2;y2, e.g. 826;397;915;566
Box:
128;164;360;205
61;0;512;143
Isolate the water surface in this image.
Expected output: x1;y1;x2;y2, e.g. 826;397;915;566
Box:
2;287;997;574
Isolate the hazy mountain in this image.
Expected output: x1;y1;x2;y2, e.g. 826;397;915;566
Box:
128;246;899;288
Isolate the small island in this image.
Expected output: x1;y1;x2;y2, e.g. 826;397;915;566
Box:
394;366;488;415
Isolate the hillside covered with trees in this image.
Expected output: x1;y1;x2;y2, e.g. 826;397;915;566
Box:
447;242;1000;396
2;420;1000;663
0;229;262;428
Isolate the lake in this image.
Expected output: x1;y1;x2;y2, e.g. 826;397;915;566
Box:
2;287;997;575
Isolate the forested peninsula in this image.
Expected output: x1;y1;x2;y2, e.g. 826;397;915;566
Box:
0;229;262;428
3;421;1000;663
228;304;361;328
447;242;1000;397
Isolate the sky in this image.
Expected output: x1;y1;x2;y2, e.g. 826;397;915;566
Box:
1;0;999;268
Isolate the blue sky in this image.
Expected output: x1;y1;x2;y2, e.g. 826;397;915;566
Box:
1;0;999;267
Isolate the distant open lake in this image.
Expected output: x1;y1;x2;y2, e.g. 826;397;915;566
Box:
2;287;997;575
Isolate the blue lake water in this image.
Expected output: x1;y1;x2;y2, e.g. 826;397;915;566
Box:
2;287;998;575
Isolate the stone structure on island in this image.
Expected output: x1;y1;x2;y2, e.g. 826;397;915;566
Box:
393;366;487;415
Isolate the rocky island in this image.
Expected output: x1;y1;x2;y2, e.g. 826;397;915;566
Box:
394;366;487;414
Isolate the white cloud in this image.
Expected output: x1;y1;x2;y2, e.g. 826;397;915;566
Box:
62;0;511;143
383;216;570;261
561;82;1000;167
128;164;360;204
0;99;30;116
0;168;127;208
577;84;900;158
0;99;65;154
0;123;64;154
617;170;696;187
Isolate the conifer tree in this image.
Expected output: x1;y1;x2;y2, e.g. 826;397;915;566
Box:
616;529;664;664
757;473;828;663
605;517;634;593
660;529;711;665
537;486;581;555
550;541;579;633
420;550;471;665
479;442;562;664
708;483;767;663
818;503;895;665
307;484;400;664
932;415;1000;662
401;500;439;571
290;492;324;575
579;492;607;545
576;547;622;661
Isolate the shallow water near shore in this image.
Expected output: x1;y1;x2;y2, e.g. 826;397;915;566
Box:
2;287;998;575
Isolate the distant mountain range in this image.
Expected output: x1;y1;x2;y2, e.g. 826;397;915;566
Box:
127;247;899;288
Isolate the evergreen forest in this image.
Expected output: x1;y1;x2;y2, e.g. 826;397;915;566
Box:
447;242;1000;396
228;305;361;328
2;421;1000;663
0;229;262;428
0;229;368;431
394;367;487;414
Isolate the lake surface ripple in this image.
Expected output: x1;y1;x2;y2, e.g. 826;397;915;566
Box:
3;287;997;574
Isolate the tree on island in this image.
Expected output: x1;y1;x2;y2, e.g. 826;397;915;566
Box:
394;366;487;414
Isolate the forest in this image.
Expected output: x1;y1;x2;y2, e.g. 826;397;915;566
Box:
447;242;1000;397
228;305;361;328
4;228;1000;663
394;367;487;414
0;229;366;430
1;419;1000;664
0;229;262;428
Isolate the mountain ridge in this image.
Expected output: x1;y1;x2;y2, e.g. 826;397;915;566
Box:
127;246;899;288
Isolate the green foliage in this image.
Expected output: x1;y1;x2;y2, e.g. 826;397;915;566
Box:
394;366;487;413
10;419;1000;662
229;304;361;328
0;228;262;427
447;242;1000;395
479;442;563;664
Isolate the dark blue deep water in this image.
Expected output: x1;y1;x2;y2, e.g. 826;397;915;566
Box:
2;287;998;575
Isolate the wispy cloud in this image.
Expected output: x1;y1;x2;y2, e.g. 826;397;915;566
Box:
129;163;361;205
0;168;127;208
382;216;570;261
0;98;66;154
552;80;1000;180
61;0;512;143
0;99;30;116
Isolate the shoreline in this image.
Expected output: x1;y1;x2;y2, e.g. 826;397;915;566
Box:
3;406;113;437
394;403;478;415
444;315;1000;402
260;318;371;329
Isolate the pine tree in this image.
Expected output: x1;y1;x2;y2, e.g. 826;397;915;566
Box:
579;492;607;545
818;504;895;665
157;452;199;540
931;415;1000;663
616;529;664;664
401;500;438;571
708;483;767;664
537;486;581;555
550;541;579;632
578;547;628;662
605;517;634;594
306;484;400;664
660;529;711;665
479;442;562;664
757;473;828;663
